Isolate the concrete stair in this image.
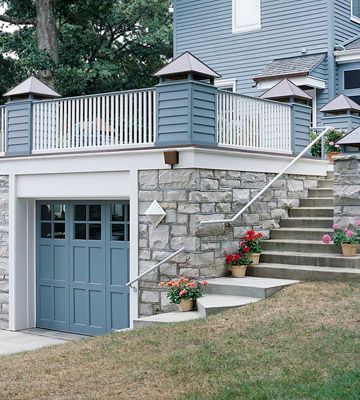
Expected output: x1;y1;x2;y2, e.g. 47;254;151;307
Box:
248;173;360;282
133;277;298;328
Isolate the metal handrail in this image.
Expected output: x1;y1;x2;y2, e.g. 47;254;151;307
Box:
126;247;186;288
200;126;332;225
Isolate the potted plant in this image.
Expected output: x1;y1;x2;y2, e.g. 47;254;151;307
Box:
241;229;264;265
225;251;253;278
324;129;343;162
323;222;360;257
159;277;208;312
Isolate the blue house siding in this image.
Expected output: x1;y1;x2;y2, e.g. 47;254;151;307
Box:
334;0;360;44
174;0;329;97
309;58;330;126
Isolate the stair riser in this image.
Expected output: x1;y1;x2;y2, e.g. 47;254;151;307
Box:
318;180;334;189
280;219;333;229
308;189;333;198
196;302;246;317
248;266;360;282
271;230;328;241
327;172;335;179
261;253;360;268
133;320;159;328
205;284;280;299
289;209;334;218
262;241;341;254
300;198;333;207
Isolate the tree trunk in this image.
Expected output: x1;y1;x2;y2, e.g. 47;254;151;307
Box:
35;0;59;88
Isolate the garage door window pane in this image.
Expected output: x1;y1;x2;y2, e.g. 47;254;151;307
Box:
41;205;52;221
75;223;86;240
112;204;125;221
89;224;101;240
112;224;125;241
89;205;101;221
75;205;86;221
41;223;52;238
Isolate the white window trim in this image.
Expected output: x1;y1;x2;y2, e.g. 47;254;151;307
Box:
215;78;237;92
351;0;360;24
232;0;261;34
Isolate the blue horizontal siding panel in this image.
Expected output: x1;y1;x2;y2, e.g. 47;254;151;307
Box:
155;80;218;146
322;114;360;131
6;100;32;156
291;103;312;154
334;0;360;44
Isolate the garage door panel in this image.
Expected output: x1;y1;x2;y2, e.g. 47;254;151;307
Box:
110;247;129;286
89;290;106;327
54;245;68;282
89;247;105;284
39;285;53;320
39;245;53;280
110;292;129;330
73;288;88;326
73;246;89;283
54;286;67;323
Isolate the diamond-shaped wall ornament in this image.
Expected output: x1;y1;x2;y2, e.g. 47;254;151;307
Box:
144;200;167;228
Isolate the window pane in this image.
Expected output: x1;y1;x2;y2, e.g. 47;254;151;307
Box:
234;0;261;31
350;95;360;105
112;224;125;241
112;204;125;221
344;70;360;90
54;223;66;239
75;223;86;240
353;0;360;17
126;224;130;241
74;205;86;221
41;205;52;221
53;204;66;221
89;224;101;240
89;205;101;221
41;223;52;238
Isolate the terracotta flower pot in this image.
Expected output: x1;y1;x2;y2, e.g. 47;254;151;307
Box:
341;244;357;257
327;151;340;163
178;298;194;312
231;265;247;278
250;253;261;265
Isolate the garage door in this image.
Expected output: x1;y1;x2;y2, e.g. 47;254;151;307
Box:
36;201;130;335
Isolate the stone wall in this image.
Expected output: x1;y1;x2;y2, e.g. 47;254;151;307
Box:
138;168;321;316
0;176;9;327
334;154;360;227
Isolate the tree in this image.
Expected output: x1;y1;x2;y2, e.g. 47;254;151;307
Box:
0;0;173;96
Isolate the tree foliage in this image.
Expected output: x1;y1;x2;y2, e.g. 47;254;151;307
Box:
0;0;173;97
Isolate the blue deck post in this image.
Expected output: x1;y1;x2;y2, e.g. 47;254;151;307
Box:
290;102;312;155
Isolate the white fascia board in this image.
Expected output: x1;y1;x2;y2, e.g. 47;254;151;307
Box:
334;49;360;64
257;76;326;90
215;78;237;92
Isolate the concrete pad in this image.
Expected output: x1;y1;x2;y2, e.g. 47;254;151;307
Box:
0;329;75;355
134;311;204;328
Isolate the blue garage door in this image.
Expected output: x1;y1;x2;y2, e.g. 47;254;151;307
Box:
36;201;130;336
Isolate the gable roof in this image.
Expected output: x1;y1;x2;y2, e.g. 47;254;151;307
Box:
320;93;360;113
337;126;360;145
153;51;221;79
254;53;326;82
4;76;61;98
261;78;312;101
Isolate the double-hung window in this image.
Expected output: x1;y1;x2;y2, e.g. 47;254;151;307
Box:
233;0;261;33
352;0;360;23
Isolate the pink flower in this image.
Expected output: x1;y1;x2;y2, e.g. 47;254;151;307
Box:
345;228;348;232
346;230;353;237
179;289;187;297
329;141;334;146
335;144;340;148
356;220;360;226
322;234;332;244
333;224;339;230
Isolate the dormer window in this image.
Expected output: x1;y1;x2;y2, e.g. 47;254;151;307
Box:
351;0;360;23
233;0;261;34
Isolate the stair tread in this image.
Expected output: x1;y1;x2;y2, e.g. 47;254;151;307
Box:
253;263;360;274
207;276;299;289
291;207;334;210
272;227;333;232
265;239;337;245
281;217;333;220
135;311;203;324
262;250;360;260
197;294;260;308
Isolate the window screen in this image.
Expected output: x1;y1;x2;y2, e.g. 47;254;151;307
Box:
344;70;360;90
233;0;261;33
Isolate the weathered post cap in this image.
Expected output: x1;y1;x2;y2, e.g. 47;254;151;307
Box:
261;78;312;102
4;76;61;101
320;93;360;114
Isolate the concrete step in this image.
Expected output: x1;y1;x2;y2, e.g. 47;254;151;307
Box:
133;311;204;328
0;312;8;322
300;197;333;207
205;276;298;299
0;280;8;293
289;207;333;218
196;294;260;317
261;251;360;269
318;179;334;189
327;171;335;179
262;239;341;254
280;217;333;229
308;188;333;198
270;228;332;241
248;264;360;282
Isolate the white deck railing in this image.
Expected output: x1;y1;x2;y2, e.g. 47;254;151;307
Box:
217;91;292;153
0;106;6;153
32;88;156;152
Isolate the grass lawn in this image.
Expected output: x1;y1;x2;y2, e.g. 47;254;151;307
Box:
1;282;360;400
